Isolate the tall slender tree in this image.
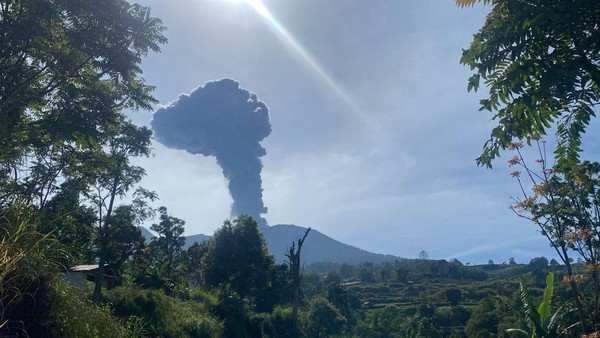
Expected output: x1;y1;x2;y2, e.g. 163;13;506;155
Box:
148;206;186;290
87;119;154;301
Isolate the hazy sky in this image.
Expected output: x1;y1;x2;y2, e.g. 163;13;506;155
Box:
128;0;566;264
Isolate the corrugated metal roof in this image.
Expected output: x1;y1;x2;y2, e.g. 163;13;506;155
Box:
69;265;100;272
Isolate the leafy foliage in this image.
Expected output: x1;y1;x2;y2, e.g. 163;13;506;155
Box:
0;0;165;304
86;120;155;300
509;141;600;330
180;241;209;287
149;206;186;272
0;205;61;334
461;0;600;167
102;205;147;276
46;280;131;338
506;272;575;338
104;286;223;338
302;296;347;338
0;0;166;206
201;215;275;303
455;0;492;8
144;206;186;292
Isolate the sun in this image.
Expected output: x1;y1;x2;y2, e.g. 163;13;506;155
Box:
218;0;365;123
244;0;274;21
220;0;274;21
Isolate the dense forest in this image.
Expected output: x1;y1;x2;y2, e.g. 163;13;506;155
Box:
2;0;600;337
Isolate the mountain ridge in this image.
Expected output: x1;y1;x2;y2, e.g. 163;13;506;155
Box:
141;224;403;265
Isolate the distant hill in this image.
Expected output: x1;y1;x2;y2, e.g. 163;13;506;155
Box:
139;226;155;242
139;227;210;248
184;233;211;247
140;224;402;265
263;224;401;265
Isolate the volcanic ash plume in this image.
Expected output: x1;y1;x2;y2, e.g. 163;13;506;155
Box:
151;79;271;228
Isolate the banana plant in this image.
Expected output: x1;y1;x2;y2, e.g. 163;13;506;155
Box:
506;272;576;337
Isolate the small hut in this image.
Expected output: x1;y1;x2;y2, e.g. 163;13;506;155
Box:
66;264;119;289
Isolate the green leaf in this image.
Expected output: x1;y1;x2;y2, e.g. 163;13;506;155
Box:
537;272;554;329
519;278;544;336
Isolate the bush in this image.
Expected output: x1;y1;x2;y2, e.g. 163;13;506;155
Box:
0;206;128;337
104;286;222;338
300;296;347;338
264;306;295;337
46;280;130;338
188;286;218;306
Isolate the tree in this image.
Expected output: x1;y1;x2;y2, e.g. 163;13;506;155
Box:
146;206;185;293
180;241;209;287
0;0;166;303
303;296;347;338
359;265;376;283
149;207;186;272
396;267;409;282
286;227;310;335
529;256;549;269
460;0;600;167
102;205;147;277
465;299;500;337
327;283;355;328
419;250;429;260
418;303;435;318
509;144;600;331
0;0;166;206
339;264;355;280
87;120;155;301
255;263;290;313
446;288;462;307
201;215;275;303
416;317;442;338
38;185;96;265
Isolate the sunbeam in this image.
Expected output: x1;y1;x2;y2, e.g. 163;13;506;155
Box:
240;0;366;121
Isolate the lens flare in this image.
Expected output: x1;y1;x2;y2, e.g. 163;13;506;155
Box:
245;0;274;21
242;0;365;120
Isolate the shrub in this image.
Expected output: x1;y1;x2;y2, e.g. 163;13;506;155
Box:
104;286;222;337
264;306;295;337
300;296;347;338
46;279;130;338
188;286;218;306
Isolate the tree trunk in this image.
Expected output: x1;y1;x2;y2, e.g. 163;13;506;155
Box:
562;246;589;333
287;228;310;337
93;256;105;302
92;177;120;302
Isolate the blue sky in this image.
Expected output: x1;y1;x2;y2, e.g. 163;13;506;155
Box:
129;0;564;264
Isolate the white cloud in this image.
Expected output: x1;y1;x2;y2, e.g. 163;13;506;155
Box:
135;144;232;233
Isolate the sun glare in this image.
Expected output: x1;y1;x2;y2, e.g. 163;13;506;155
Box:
219;0;272;20
220;0;365;122
244;0;274;21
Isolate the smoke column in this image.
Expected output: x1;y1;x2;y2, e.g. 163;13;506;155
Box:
151;79;271;228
